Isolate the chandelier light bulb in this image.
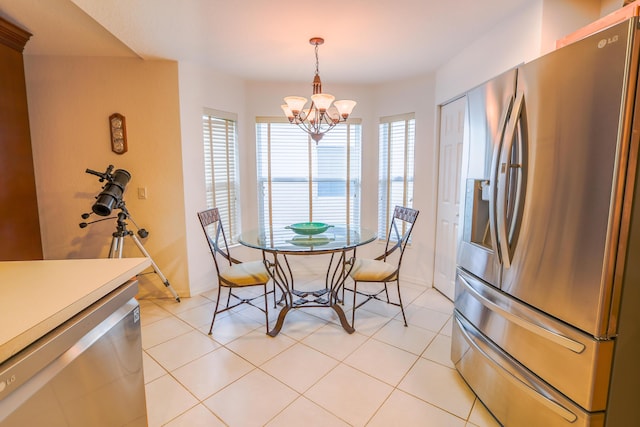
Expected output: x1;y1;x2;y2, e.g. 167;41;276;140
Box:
284;96;307;116
333;99;357;119
311;93;335;112
326;106;340;123
281;104;294;120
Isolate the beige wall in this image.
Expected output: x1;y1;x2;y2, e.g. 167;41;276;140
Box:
25;56;190;298
434;1;544;105
177;61;247;296
601;0;626;15
541;0;603;55
434;0;605;105
371;75;437;285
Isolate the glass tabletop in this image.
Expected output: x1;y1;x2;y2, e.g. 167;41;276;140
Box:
239;225;377;253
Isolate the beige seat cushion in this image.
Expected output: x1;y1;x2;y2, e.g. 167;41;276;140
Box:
220;260;269;286
349;258;398;282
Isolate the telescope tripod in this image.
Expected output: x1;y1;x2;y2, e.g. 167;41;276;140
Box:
109;211;181;302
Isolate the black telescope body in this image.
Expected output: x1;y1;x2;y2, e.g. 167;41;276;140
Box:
92;169;131;216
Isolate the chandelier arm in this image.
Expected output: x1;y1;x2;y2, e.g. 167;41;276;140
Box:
294;122;337;138
294;100;318;122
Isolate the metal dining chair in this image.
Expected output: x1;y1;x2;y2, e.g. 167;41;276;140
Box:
197;208;272;335
344;206;419;328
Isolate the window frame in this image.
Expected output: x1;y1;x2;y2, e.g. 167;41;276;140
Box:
378;113;416;239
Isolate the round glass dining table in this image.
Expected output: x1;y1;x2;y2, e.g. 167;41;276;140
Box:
239;224;376;254
239;225;377;336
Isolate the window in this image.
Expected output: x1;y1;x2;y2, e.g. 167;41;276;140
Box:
202;108;240;242
256;119;362;231
378;114;415;238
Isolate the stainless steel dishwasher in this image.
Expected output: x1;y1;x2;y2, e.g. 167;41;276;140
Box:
0;280;147;426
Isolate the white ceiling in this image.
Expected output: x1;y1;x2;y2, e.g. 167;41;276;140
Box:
0;0;533;85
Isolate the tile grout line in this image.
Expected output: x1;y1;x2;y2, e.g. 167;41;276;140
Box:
140;285;486;426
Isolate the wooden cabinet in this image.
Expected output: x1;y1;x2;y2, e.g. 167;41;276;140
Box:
0;17;42;260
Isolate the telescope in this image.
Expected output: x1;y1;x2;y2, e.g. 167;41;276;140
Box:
86;165;131;216
80;165;147;238
79;165;180;302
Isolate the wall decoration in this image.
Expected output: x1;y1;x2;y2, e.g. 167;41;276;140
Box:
109;113;128;154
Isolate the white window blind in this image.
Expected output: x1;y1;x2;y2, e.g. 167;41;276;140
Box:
378;114;415;238
256;119;362;231
203;108;240;242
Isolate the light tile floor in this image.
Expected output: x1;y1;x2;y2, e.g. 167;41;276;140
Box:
139;276;501;427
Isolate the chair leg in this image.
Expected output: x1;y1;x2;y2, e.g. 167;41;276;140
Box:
397;281;407;326
225;287;232;308
273;282;278;309
208;286;224;335
263;283;270;334
351;280;358;328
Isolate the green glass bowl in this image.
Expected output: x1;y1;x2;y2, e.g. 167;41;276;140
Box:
286;222;333;235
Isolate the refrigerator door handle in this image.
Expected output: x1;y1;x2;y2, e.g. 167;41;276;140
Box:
496;91;524;268
455;315;579;423
459;272;586;353
489;96;514;264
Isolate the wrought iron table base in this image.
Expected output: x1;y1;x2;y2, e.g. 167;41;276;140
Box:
263;250;356;337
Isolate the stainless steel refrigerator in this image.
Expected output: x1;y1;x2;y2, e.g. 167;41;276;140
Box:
452;17;640;427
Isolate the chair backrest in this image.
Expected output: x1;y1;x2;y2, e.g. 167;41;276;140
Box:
382;206;419;267
197;208;234;273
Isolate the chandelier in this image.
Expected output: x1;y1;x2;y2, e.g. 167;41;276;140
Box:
281;37;357;142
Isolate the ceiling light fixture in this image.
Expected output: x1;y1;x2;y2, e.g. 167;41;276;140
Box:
281;37;357;143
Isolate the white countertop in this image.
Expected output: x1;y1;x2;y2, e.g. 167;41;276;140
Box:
0;257;151;364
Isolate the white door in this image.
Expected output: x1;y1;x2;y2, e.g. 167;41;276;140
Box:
433;96;466;300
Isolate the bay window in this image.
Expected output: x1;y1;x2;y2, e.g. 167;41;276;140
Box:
256;119;362;231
